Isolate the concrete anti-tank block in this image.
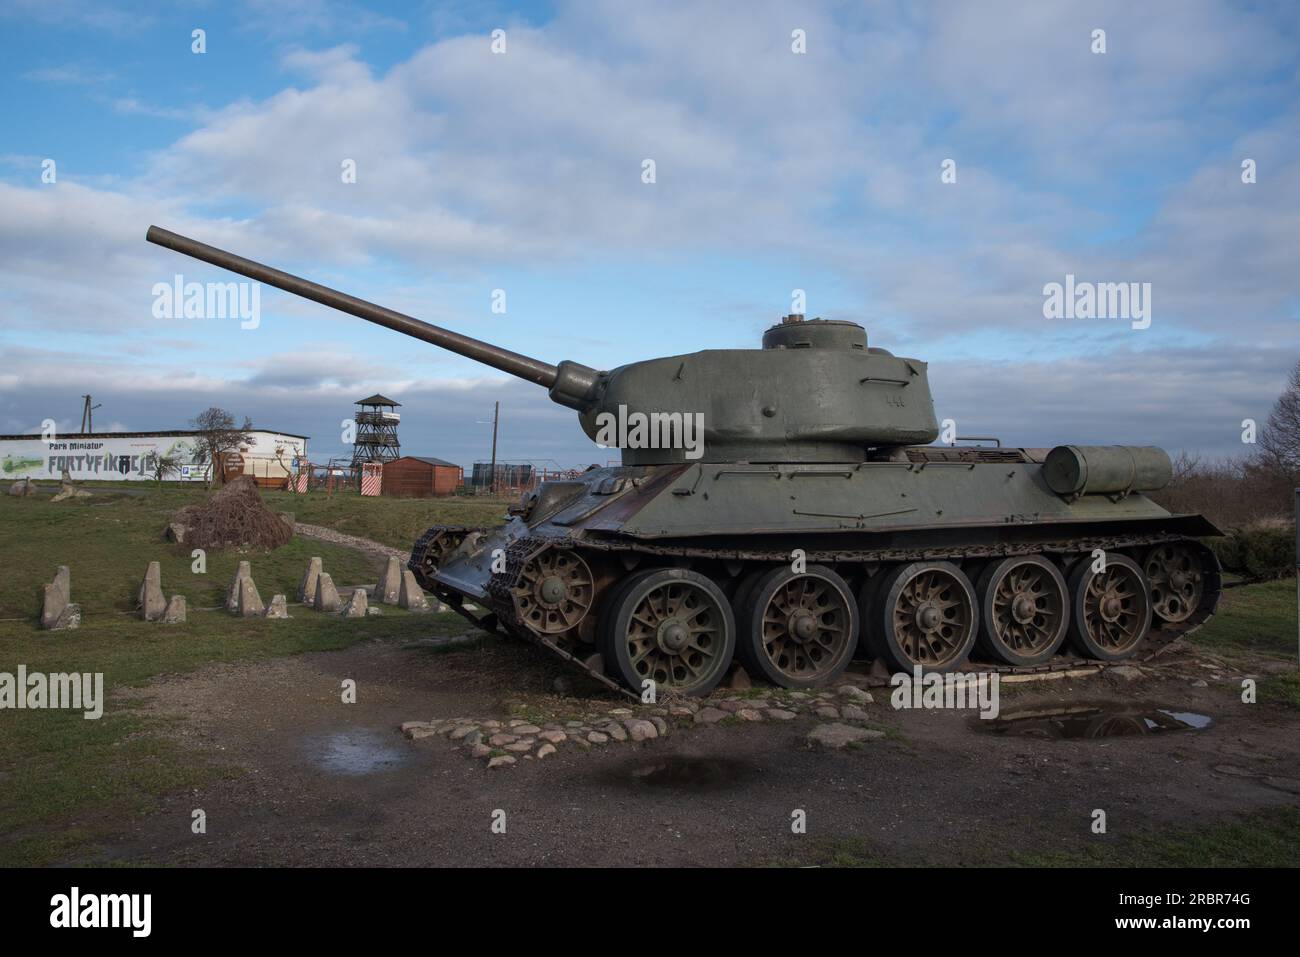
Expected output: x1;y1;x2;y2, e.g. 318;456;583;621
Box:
298;557;322;604
138;561;166;621
340;588;369;618
376;556;402;604
398;569;430;612
314;572;341;613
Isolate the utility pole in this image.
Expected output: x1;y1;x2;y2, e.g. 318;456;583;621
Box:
80;395;101;433
490;401;500;496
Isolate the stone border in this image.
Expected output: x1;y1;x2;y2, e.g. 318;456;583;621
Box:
402;684;882;768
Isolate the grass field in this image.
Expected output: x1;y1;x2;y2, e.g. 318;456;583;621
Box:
260;488;509;550
1190;578;1298;657
4;478;511;553
0;483;474;865
1190;579;1300;708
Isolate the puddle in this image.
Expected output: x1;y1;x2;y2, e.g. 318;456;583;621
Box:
978;703;1213;739
304;728;410;775
608;756;757;792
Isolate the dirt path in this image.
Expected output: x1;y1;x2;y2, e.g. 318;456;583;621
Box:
96;638;1300;867
295;523;407;562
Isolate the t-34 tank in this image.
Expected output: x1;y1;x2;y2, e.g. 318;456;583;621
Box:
147;226;1223;697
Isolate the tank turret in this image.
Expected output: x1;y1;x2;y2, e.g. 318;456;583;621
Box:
146;228;937;463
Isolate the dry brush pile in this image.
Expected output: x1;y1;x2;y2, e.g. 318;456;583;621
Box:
169;476;293;551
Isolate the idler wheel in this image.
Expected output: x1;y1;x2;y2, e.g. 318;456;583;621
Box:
975;555;1069;667
1066;553;1152;661
736;565;858;688
413;528;467;579
512;548;593;635
600;568;735;697
862;561;977;674
1142;543;1205;624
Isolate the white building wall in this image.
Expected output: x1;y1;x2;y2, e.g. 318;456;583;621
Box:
0;431;308;482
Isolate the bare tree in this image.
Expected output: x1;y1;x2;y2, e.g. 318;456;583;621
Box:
1256;360;1300;482
190;407;255;488
1169;449;1201;483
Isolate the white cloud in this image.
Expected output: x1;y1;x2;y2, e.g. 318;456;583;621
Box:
237;0;408;38
1;0;1296;465
0;0;147;34
21;64;116;85
935;344;1291;457
112;98;203;122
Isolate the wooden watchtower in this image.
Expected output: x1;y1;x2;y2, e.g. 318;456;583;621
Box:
350;394;401;471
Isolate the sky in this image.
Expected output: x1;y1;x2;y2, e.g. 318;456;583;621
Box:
1;0;1297;470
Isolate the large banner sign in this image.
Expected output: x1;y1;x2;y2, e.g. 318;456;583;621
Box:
1;436;205;482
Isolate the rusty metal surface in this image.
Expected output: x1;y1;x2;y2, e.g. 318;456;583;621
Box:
903;447;1028;464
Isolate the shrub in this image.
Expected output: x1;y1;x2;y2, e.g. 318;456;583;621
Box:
1207;518;1296;580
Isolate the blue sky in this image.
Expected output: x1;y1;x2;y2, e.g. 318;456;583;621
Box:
1;0;1297;468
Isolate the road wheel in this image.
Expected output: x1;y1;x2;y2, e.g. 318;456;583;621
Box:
511;548;594;634
1143;543;1205;624
865;561;977;674
736;565;858;688
975;555;1069;667
1066;553;1152;661
600;568;735;697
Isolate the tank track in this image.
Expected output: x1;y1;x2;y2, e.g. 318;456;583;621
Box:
484;537;630;695
409;525;481;589
412;526;1221;699
408;528;630;695
408;524;501;628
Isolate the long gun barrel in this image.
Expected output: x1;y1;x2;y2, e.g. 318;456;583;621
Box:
145;226;601;407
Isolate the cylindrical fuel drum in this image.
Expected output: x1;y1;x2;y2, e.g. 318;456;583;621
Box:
1043;445;1173;497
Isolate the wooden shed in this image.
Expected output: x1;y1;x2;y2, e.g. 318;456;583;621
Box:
380;456;463;498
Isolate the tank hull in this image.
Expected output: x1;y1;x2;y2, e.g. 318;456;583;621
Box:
412;455;1222;697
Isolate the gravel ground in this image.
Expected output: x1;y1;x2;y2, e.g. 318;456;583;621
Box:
94;633;1300;867
295;522;408;562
